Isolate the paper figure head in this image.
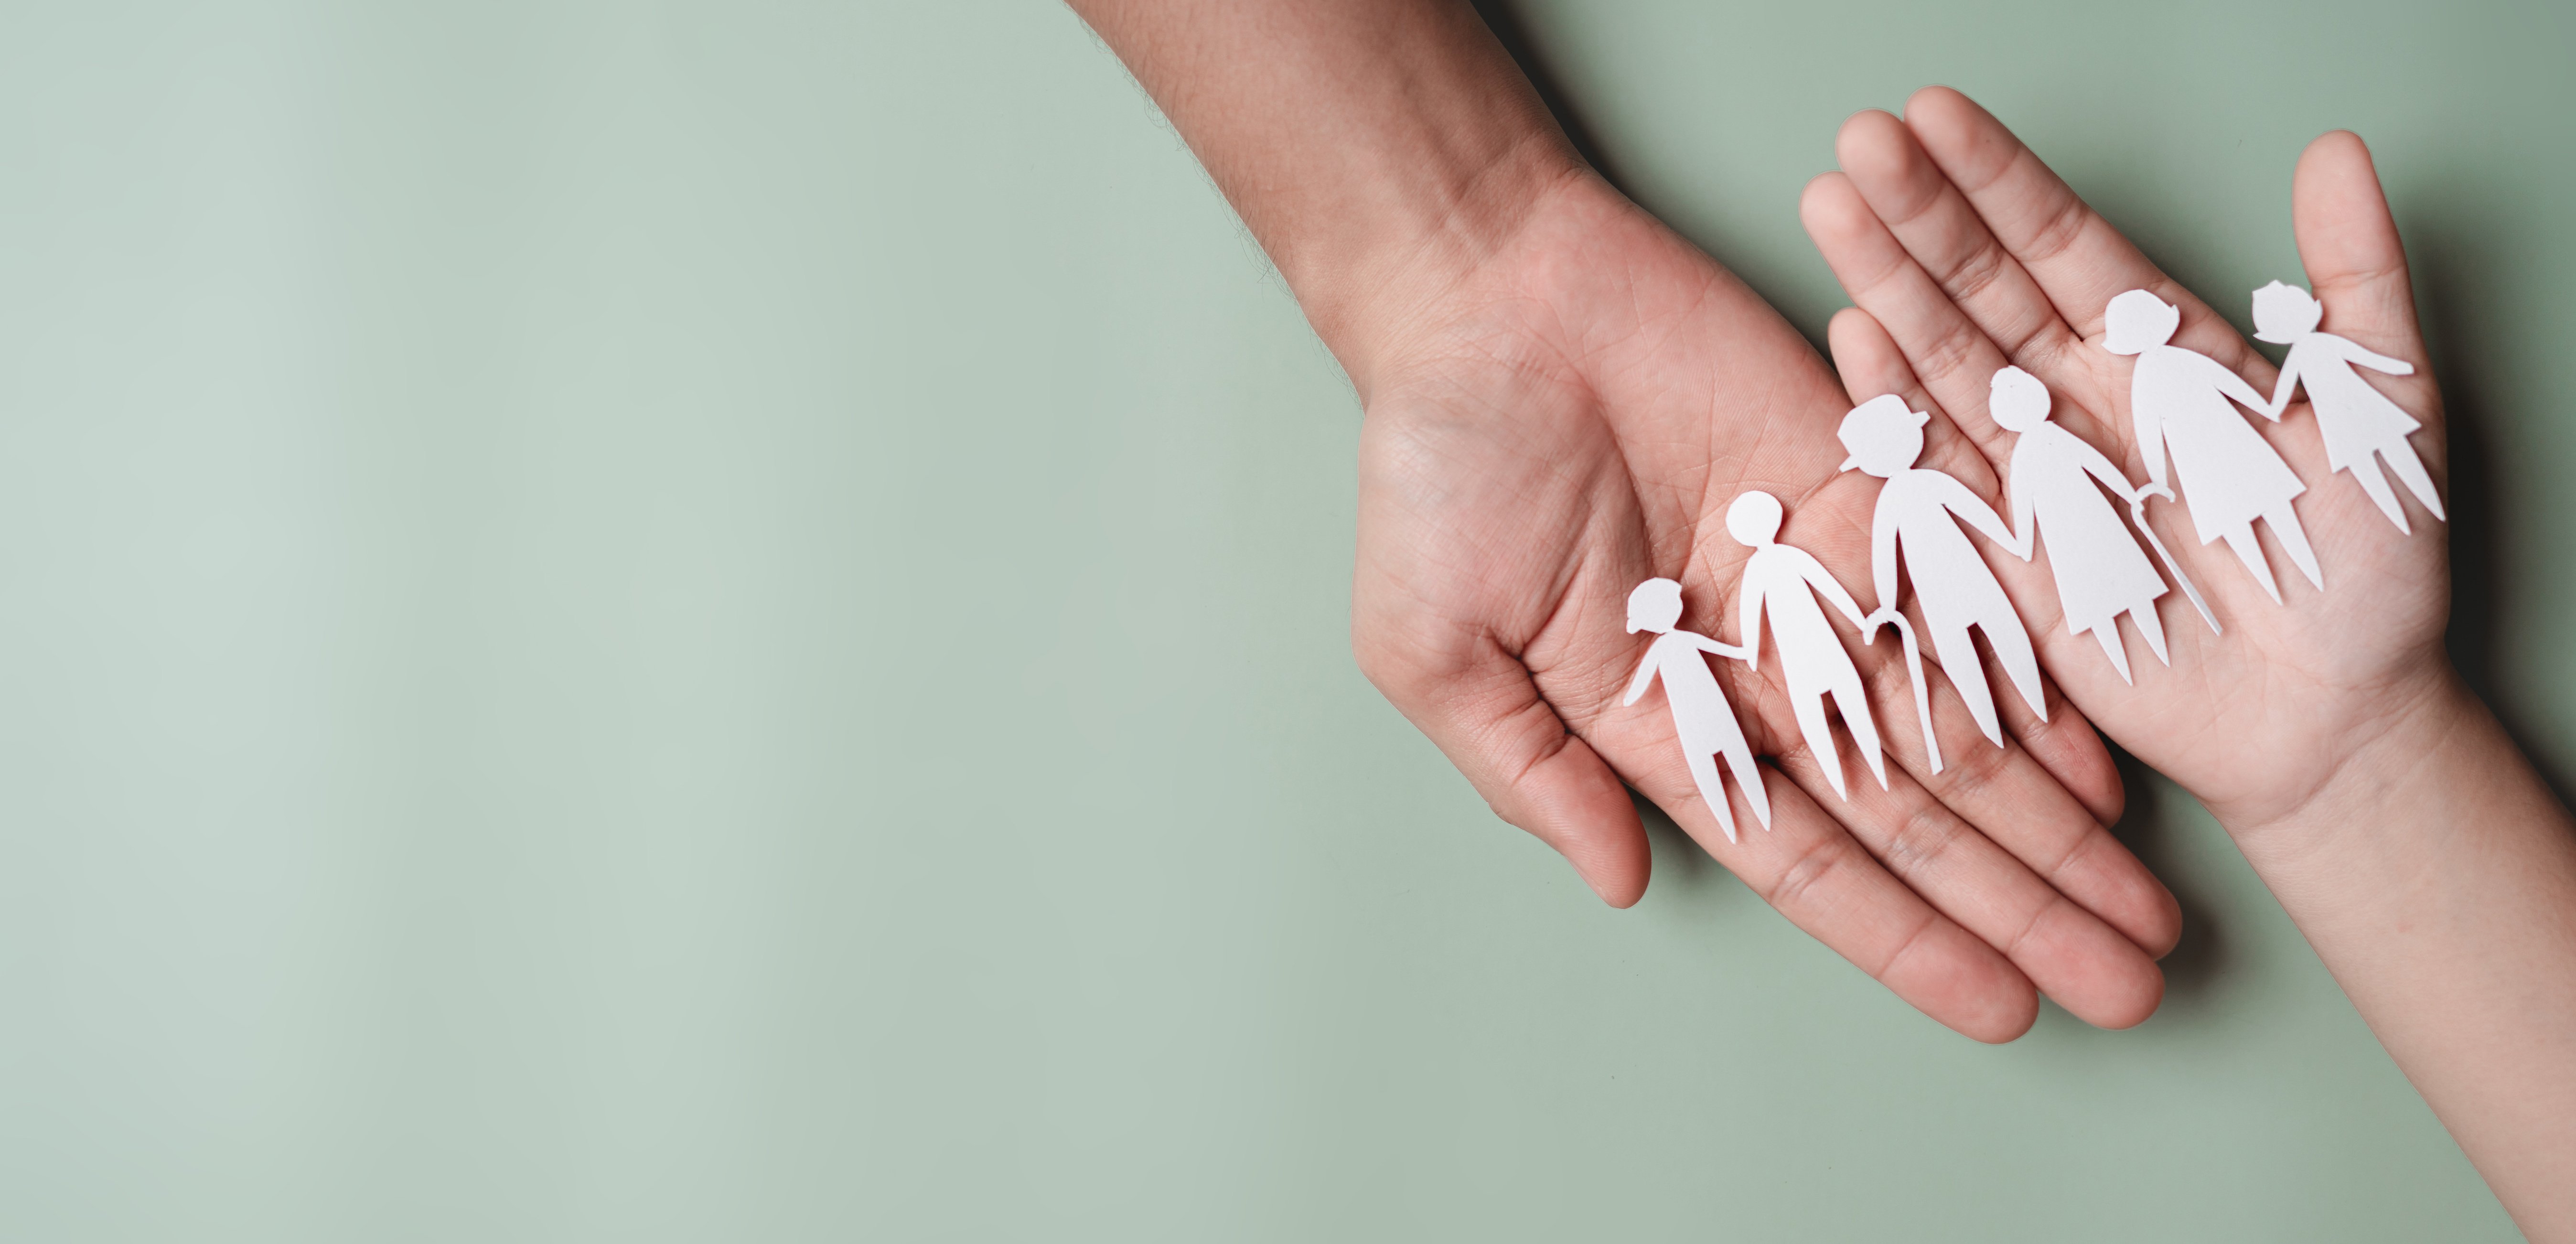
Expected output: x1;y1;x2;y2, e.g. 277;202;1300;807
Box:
1726;490;1783;547
1836;394;1929;477
2103;290;2181;355
2251;280;2323;344
1988;365;2051;432
1626;578;1685;634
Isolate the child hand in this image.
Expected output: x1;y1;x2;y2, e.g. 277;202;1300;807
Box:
1800;88;2451;836
1350;169;2179;1039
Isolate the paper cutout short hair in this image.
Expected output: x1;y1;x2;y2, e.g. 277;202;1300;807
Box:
1626;577;1684;634
1725;490;1783;547
2103;289;2183;356
2250;280;2325;345
1837;393;1930;476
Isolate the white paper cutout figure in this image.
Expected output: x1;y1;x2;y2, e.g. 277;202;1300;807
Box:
1727;491;1887;801
1989;365;2218;684
1621;578;1772;843
2253;280;2445;534
1837;395;2045;759
2104;289;2322;602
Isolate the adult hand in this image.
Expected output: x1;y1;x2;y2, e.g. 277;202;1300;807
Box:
1345;164;2175;1038
1069;1;2176;1040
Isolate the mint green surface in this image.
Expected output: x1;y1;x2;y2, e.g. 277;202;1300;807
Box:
1;2;2566;1239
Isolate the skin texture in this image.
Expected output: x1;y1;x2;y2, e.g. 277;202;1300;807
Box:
1065;0;2180;1042
1804;87;2576;1240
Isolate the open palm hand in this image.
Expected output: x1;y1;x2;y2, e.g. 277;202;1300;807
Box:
1800;89;2451;834
1349;172;2180;1040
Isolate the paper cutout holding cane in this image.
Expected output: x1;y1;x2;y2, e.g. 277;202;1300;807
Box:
1988;365;2216;683
1728;492;1887;801
1621;578;1772;843
1836;394;2045;763
2105;289;2321;603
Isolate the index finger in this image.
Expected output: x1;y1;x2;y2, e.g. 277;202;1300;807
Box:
1900;86;2270;380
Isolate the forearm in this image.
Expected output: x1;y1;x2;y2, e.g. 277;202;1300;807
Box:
2225;672;2576;1236
1065;0;1584;383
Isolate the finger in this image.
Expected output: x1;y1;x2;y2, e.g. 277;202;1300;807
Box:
1358;631;1652;907
1829;110;2103;417
1821;306;2108;809
1803;172;2048;460
1825;308;2180;956
1741;689;2166;1028
2291;131;2445;438
1896;86;2271;382
1614;737;2042;1042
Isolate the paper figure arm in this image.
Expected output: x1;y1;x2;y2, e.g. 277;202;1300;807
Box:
2262;347;2304;419
1735;575;1766;669
2007;461;2038;553
1621;646;1661;707
1685;632;1749;663
2339;336;2417;377
1797;549;1872;629
2133;381;2170;493
1933;472;2028;560
2206;353;2279;421
1870;498;1903;613
2074;435;2159;504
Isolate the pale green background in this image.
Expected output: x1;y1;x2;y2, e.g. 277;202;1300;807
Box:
0;1;2568;1240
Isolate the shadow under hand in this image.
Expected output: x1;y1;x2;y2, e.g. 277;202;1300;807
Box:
2105;742;2227;1012
1632;788;1720;895
2407;195;2574;806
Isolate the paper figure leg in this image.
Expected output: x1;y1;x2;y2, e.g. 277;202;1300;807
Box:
2382;443;2447;524
1935;624;2006;749
2220;524;2283;603
1685;749;1740;844
1792;692;1849;802
2131;600;2170;668
1984;614;2049;723
2349;455;2411;534
2092;622;2134;685
1723;742;1773;830
2265;504;2325;591
1829;676;1889;791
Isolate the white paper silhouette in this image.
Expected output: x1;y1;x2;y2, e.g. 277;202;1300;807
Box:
1988;365;2218;683
1621;578;1772;843
1837;395;2045;761
2104;289;2322;603
1727;492;1887;802
2253;280;2445;534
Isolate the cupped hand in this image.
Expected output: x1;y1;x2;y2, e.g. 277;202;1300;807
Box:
1342;168;2180;1040
1801;88;2452;834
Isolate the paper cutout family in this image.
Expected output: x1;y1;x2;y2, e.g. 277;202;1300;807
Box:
1628;282;2440;832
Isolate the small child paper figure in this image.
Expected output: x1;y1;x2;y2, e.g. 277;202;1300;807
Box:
1727;491;1888;801
1837;394;2045;753
1989;365;2215;682
2252;280;2445;534
1621;578;1772;843
2104;289;2322;602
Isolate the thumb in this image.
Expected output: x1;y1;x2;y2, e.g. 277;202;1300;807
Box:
1358;629;1651;907
2291;132;2438;410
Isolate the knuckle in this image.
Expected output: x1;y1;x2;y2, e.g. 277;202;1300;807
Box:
1762;833;1856;914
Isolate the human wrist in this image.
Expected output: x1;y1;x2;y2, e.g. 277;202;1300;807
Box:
2218;663;2479;863
1287;138;1590;393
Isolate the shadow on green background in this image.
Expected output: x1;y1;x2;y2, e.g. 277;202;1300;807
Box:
0;1;2564;1239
